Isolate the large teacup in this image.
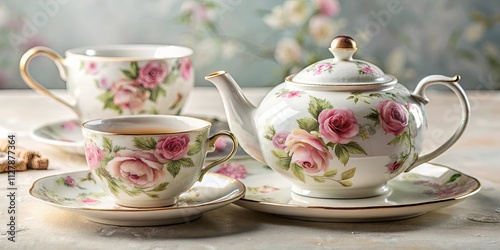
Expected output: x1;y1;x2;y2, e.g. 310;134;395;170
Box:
81;115;237;208
20;45;193;121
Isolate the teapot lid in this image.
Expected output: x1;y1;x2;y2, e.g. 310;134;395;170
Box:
289;36;396;91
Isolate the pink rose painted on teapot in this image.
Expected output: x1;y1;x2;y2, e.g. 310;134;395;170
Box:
285;129;333;174
318;108;359;144
377;100;408;136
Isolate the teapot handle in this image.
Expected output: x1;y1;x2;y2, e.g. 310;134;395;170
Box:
406;75;470;172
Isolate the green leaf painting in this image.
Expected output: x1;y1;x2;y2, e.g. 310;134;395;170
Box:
297;117;319;132
166;158;195;178
103;137;113;152
334;144;349;166
364;109;380;124
188;129;207;156
446;173;462;184
290;163;305;183
343;142;367;155
264;124;276;141
334;141;366;166
133;137;157;150
308;96;333;119
341;168;356;180
150;182;169;192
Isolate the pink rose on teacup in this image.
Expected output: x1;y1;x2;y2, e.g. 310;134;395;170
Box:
285;129;332;174
111;79;149;113
154;134;190;162
138;61;169;88
318;108;359;144
98;77;111;90
85;142;104;170
377;100;408;136
179;57;192;81
272;131;290;149
85;61;100;75
105;150;164;188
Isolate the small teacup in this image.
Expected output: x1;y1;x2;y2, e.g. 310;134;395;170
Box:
81;115;237;208
20;44;193;121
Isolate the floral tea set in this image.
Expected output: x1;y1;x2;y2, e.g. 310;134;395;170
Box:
23;36;478;225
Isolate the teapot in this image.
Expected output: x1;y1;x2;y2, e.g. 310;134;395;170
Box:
205;35;470;199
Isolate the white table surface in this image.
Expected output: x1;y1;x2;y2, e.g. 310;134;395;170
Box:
0;88;499;249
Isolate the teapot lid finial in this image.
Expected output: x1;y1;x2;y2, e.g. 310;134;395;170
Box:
329;35;357;61
330;35;357;49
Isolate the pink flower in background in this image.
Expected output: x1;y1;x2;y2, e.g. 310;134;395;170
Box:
318;108;359;144
111;79;149;113
309;15;336;45
274;37;302;66
179;57;192;81
106;150;164;188
138;61;168;88
285;129;332;174
361;65;373;74
316;0;340;17
85;142;104;170
79;197;100;205
272;131;290;149
387;161;402;173
377;100;408;136
281;90;301;98
180;1;217;24
283;0;308;25
214;137;227;151
215;162;247;179
313;63;332;75
64;176;76;187
154;134;190;162
85;62;99;75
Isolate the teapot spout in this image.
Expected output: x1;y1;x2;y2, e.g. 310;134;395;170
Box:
205;71;264;163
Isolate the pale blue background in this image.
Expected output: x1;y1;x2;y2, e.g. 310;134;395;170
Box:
0;0;499;90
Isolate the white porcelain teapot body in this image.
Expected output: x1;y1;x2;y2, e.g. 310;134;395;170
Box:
206;36;470;198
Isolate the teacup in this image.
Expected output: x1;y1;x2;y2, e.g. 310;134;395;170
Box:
20;44;193;121
81;115;237;208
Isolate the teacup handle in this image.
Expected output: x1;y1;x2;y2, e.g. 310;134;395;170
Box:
198;131;238;181
407;75;470;172
20;46;79;116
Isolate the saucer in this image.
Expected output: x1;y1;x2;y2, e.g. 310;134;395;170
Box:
29;171;245;226
30;119;84;155
30;119;249;159
231;159;481;222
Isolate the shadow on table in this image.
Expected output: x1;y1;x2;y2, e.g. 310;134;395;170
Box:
227;205;459;234
39;201;462;240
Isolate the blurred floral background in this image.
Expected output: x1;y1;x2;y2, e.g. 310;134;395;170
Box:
1;0;499;90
